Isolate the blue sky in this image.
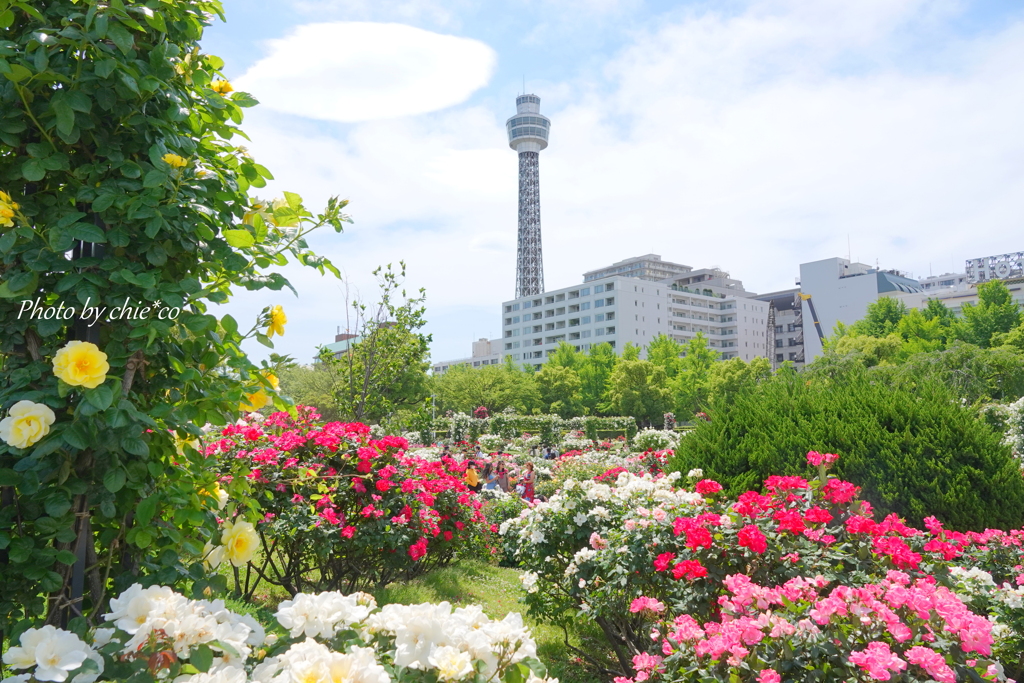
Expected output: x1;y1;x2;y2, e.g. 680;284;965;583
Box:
199;0;1024;365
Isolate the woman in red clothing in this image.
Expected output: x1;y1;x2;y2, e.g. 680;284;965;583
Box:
521;462;536;502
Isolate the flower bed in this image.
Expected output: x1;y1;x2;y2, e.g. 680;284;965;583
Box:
500;452;1024;679
2;584;557;683
205;408;487;595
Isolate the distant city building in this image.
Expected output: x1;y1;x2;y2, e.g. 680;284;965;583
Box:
323;331;361;359
797;257;922;360
884;251;1024;317
498;257;770;369
755;288;806;368
431;338;503;375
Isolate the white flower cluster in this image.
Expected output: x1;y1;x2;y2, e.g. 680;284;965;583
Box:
631;428;678;452
365;602;538;678
2;625;101;683
3;584;557;683
477;433;506;453
105;584;264;666
274;591;376;639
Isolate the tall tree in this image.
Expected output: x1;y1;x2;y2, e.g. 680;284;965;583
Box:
430;362;540;415
672;333;719;416
957;281;1023;348
606;359;673;427
536;364;585;418
323;264;431;422
646;334;685;379
578;342;617;414
546;341;584;371
849;297;908;337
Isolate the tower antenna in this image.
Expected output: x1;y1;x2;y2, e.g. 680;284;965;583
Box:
507;92;550;298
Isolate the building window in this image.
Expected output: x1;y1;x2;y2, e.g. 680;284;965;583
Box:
533;312;542;320
606;312;615;321
512;329;520;337
595;328;604;336
569;290;580;299
606;326;615;334
545;296;554;304
504;343;512;350
594;284;605;293
595;313;605;322
533;325;542;333
556;321;565;329
776;353;784;362
569;304;580;313
775;339;783;348
581;287;590;295
606;297;615;305
555;293;565;301
504;330;512;338
789;339;799;347
582;330;591;338
569;332;580;340
512;341;520;349
512;316;520;323
582;315;591;324
569;318;580;326
505;305;513;313
581;301;590;311
523;301;532;309
595;299;605;308
512;303;520;311
556;307;565;315
789;352;797;360
606;283;615;291
533;299;541;307
545;323;554;331
775;325;783;333
505;317;512;325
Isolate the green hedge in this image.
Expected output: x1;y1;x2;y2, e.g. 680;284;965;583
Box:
669;371;1024;530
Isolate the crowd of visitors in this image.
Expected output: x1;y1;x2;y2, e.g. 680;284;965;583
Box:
445;443;544;502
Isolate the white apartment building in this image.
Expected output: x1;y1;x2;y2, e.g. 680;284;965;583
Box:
498;257;769;368
884;252;1024;318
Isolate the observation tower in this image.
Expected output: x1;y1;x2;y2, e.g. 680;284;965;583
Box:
507;94;551;298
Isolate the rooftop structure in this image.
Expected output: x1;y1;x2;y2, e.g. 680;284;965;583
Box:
583;254;692;283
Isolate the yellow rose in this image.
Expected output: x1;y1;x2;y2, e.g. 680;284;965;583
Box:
161;153;188;169
266;305;287;338
240;372;279;412
53;341;110;389
0;190;19;228
0;400;56;449
210;79;233;94
203;540;226;569
199;482;229;510
220;518;259;566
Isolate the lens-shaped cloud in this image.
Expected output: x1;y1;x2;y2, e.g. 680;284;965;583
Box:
235;22;496;122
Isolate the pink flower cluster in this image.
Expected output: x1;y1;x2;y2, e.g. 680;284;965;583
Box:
806;450;839;467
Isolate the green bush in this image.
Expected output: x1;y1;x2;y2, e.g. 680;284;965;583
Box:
669;369;1024;530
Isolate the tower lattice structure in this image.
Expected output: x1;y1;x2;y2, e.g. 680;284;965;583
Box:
507;94;550;298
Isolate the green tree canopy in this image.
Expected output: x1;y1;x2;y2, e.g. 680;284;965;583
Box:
430;361;540;415
536;364;585;418
957;281;1023;348
606;359;672;427
849;297;908;337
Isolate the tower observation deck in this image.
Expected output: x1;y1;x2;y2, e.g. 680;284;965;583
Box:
507;94;550;298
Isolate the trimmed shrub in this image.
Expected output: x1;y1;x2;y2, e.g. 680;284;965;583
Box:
669;370;1024;530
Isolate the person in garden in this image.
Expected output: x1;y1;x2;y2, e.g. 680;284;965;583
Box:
475;444;484;458
482;463;498;491
496;462;510;492
464;461;481;492
521;462;536;501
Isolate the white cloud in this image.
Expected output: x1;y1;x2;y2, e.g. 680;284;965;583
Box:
221;3;1024;364
234;22;496;122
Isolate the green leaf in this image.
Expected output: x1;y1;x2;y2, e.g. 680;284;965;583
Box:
66;90;92;113
85;383;114;411
191;644;213;673
222;229;254;248
231;92;259;108
69;222;107;243
56;549;78;566
120;436;149;457
106;22;133;55
133;529;152;549
136;494;159;526
103;468;126;493
143;169;168;188
0;9;14;28
0;230;15;253
22;158;45;181
95;58;116;78
221;314;238;335
53;98;75;136
45;494;72;518
63;423;89;450
5;63;32;83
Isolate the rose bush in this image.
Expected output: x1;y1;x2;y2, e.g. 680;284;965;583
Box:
501;452;1024;679
205;407;488;596
2;583;557;683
